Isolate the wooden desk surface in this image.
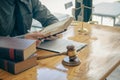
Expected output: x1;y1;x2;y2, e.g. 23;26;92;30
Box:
0;22;120;80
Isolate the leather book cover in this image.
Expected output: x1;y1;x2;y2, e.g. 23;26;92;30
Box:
0;55;37;74
37;39;87;53
0;37;37;62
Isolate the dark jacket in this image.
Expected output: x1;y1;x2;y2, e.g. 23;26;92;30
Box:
0;0;58;36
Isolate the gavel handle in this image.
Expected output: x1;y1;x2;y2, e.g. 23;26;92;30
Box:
37;52;66;60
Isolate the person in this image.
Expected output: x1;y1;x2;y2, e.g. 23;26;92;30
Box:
0;0;59;41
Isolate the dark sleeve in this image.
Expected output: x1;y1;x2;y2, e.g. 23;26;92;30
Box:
31;0;59;27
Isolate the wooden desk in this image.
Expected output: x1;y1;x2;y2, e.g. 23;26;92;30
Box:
0;23;120;80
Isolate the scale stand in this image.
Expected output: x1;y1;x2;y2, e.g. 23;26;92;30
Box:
76;0;93;34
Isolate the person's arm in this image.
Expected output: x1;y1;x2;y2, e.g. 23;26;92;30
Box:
32;0;59;27
15;31;45;46
15;31;44;39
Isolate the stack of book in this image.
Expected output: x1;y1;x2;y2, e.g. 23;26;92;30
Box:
0;37;37;74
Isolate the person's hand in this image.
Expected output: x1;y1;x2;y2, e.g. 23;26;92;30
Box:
24;31;44;40
24;31;44;46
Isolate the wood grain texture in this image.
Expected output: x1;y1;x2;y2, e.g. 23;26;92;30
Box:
0;22;120;80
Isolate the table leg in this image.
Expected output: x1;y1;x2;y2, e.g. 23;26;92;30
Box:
113;17;116;26
101;16;103;24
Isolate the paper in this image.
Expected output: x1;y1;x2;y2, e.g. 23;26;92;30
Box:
40;17;73;37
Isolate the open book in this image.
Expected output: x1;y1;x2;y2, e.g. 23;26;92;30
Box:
39;17;73;39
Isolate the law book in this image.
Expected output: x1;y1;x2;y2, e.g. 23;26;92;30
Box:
0;55;37;74
39;17;73;39
0;37;37;62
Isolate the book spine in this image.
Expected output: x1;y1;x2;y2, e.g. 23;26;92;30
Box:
0;57;37;74
0;58;15;74
0;47;24;62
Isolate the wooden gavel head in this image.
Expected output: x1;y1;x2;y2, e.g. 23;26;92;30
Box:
66;45;77;61
67;45;75;51
62;45;80;66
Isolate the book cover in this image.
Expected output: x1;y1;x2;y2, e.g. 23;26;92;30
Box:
40;17;73;38
37;39;87;53
0;56;37;74
0;37;37;62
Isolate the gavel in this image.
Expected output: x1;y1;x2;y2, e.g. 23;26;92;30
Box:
37;45;80;66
